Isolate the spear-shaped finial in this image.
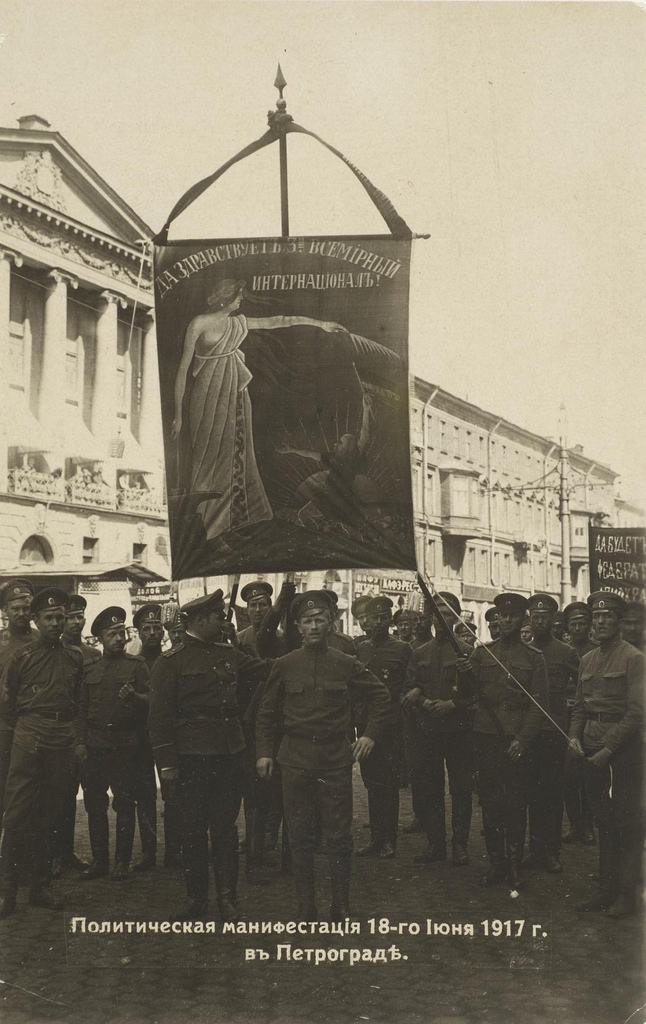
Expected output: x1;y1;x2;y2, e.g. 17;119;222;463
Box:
274;63;287;104
268;63;293;134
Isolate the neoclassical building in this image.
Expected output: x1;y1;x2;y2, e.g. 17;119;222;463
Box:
0;115;168;620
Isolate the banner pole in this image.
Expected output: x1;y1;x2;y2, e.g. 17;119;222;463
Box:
274;64;290;236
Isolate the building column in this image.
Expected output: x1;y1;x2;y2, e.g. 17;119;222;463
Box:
92;290;126;449
138;308;162;451
0;249;23;491
39;269;77;443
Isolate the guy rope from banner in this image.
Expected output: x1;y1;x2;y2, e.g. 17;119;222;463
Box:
416;572;574;745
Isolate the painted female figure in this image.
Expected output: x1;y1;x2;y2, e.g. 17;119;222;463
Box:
171;279;344;540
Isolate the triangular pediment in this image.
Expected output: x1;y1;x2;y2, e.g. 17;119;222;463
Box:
0;124;150;244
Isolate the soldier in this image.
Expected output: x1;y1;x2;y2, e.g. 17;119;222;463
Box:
78;607;150;881
484;607;500;642
523;594;579;874
0;578;37;830
621;601;645;651
456;592;549;890
570;592;645;918
412;611;433;650
130;603;167;870
51;594;100;876
354;595;411;859
402;592;474;867
165;609;188;650
319;589;356;655
393;608;417;645
552;611;567;641
454;619;477;649
237;581;274;654
351;595;373;644
148;590;269;922
256;590;389;921
562;602;597;845
0;588;83;917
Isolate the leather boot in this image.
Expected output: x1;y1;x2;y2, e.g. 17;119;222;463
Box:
80;856;110;881
213;826;240;923
292;853;317;921
382;786;399;853
507;843;526;891
451;793;472;866
329;853;351;922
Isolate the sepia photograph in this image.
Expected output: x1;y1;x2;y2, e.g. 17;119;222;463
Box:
0;2;643;1023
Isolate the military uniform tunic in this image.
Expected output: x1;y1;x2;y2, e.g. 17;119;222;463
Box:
569;638;645;898
403;636;474;850
0;628;39;828
354;636;411;847
0;638;83;893
148;634;269;904
459;638;549;868
524;636;579;859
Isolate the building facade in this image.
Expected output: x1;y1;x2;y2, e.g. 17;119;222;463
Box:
0;116;168;619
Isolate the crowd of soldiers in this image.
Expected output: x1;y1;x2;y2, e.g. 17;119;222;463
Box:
0;574;642;926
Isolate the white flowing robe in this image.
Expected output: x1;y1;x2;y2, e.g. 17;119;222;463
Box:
187;313;272;538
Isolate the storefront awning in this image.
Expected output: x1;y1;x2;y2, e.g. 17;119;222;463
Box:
0;561;167;586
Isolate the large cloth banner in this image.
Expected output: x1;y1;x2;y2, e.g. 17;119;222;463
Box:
153;236;416;579
588;525;646;604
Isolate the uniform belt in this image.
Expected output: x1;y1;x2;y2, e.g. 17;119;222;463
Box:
26;709;74;721
585;711;623;723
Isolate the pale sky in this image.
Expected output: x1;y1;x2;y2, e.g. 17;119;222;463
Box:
1;1;644;504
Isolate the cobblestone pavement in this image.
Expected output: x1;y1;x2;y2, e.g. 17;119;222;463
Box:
0;767;643;1024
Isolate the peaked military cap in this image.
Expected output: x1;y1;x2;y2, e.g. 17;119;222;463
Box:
351;595;372;619
91;606;126;637
66;594;87;615
528;593;559;615
324;589;339;605
240;581;273;604
393;607;416;625
493;592;529;616
563;601;591;623
181;589;225;619
0;577;35;608
484;607;499;623
133;603;163;630
364;595;393;617
31;587;70;616
587;591;627;616
291;590;334;621
436;591;462;616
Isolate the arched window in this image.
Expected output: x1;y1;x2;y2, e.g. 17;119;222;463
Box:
19;534;53;564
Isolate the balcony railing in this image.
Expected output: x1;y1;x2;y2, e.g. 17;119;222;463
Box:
66;478;115;509
117;487;162;516
8;467;65;501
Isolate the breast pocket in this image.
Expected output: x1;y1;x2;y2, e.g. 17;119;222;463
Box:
601;670;626;697
323;680;349;704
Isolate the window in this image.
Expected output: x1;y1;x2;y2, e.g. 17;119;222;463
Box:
82;537;99;564
501;445;508;473
8;324;26;390
479;436;486;465
133;542;147;564
478;548;489;584
503;552;511;585
453;424;460;457
465;546;476;582
452;476;470;517
427;539;436;576
440;420;447;452
19;534;53;564
466;432;472;462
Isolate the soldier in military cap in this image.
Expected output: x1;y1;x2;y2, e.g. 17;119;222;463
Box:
130;603;168;871
569;592;645;918
322;590;357;656
523;594;580;874
402;592;475;866
50;594;100;877
0;588;83;917
354;595;411;859
484;607;500;642
456;592;549;890
551;611;567;642
621;601;645;651
237;581;274;654
78;607;150;882
256;591;389;922
351;595;373;644
0;578;37;830
393;608;417;645
149;590;270;922
562;601;597;845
